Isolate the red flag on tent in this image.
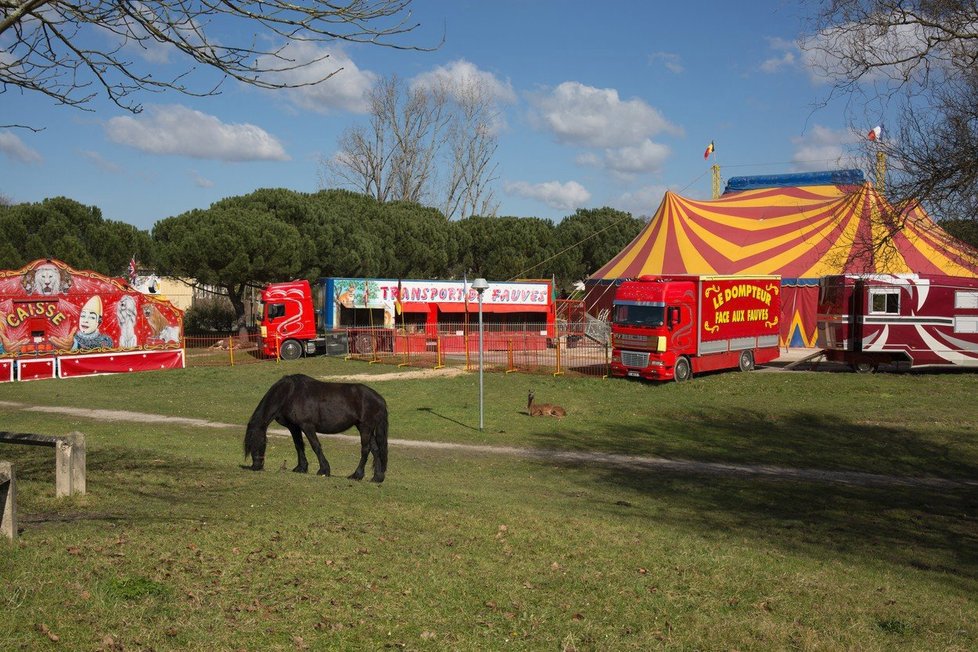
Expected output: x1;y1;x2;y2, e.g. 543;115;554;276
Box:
128;257;137;285
703;141;715;159
867;125;882;141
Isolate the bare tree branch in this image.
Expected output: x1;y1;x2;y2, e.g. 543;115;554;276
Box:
325;71;503;218
1;0;434;113
804;0;978;221
442;78;500;219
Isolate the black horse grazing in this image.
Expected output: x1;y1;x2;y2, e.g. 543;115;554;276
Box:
244;374;389;483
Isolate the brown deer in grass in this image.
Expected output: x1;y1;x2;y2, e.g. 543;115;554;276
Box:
527;390;567;419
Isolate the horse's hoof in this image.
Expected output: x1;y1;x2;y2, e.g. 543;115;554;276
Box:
347;472;364;481
242;464;263;472
369;475;385;483
292;466;308;473
317;469;331;477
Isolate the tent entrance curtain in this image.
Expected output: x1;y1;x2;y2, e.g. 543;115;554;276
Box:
780;284;819;347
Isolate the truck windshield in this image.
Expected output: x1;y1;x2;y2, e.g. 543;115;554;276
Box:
614;303;664;327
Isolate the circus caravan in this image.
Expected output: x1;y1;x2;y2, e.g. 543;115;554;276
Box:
0;259;184;381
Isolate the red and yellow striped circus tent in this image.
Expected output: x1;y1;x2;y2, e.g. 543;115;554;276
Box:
587;172;978;347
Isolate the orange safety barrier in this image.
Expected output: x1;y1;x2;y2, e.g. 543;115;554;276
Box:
182;322;610;379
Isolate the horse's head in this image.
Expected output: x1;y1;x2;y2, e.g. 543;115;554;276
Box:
243;421;267;470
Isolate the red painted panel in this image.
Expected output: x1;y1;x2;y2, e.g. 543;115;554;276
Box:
58;350;185;378
18;357;57;381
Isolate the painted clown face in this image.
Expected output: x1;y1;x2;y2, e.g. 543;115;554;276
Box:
78;296;103;334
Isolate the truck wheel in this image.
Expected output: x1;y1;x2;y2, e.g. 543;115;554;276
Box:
738;350;755;372
673;356;692;382
279;339;303;361
853;362;876;374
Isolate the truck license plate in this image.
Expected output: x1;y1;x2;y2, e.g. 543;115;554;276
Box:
627;371;639;378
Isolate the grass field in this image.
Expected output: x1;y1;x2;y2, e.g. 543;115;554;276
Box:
1;358;977;650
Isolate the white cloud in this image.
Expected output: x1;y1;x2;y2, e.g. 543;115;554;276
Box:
612;184;671;219
411;59;516;103
790;124;861;171
574;152;601;167
602;140;671;176
105;105;289;161
528;81;681;148
257;42;378;114
189;170;215;188
0;131;43;164
761;51;796;73
649;51;684;74
761;37;799;73
505;180;591;211
118;3;206;65
799;18;953;85
79;150;122;174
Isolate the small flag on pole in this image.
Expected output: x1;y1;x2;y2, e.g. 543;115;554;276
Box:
128;257;137;285
703;141;715;159
867;125;882;141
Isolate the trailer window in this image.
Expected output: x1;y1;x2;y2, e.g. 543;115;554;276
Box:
869;290;900;314
818;279;844;308
955;291;978;309
613;303;664;327
956;317;978;334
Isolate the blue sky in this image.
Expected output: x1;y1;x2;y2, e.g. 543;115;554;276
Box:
1;0;873;231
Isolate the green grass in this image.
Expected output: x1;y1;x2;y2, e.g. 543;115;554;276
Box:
1;359;977;650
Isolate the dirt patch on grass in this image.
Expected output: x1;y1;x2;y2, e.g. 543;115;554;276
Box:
321;367;468;383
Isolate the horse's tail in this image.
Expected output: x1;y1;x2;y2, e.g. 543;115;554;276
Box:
244;375;295;464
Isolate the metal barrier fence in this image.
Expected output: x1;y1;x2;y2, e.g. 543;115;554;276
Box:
183;324;612;378
183;333;275;367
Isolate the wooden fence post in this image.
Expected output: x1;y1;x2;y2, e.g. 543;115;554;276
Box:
55;431;86;497
1;461;16;541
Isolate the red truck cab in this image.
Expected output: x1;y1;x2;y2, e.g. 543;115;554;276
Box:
258;280;320;359
610;275;781;381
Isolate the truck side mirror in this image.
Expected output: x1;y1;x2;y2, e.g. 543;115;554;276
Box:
667;306;680;330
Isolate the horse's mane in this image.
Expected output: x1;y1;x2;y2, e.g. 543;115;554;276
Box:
244;375;297;458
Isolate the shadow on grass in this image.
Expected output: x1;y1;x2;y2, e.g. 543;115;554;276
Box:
416;406;480;432
528;410;978;586
5;443;256;528
528;407;978;479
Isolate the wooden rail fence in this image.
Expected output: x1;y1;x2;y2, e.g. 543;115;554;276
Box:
0;431;86;498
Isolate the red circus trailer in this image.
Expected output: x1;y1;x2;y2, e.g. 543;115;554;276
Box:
610;275;781;382
817;274;978;372
258;277;558;360
0;259;184;381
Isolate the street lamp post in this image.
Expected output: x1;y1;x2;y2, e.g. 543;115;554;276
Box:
471;278;489;431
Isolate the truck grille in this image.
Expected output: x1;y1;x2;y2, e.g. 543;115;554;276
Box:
620;351;650;368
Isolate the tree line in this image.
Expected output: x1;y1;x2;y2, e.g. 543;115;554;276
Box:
0;188;646;328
